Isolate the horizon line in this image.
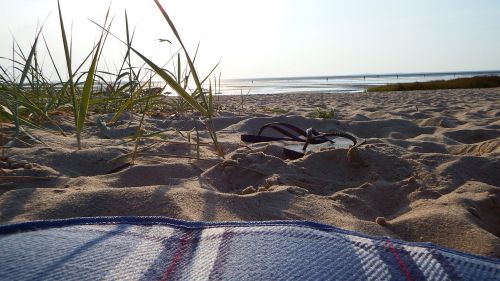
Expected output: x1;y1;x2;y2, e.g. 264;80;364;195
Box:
225;69;500;81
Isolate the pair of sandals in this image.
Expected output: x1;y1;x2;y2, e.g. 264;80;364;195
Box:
241;122;365;159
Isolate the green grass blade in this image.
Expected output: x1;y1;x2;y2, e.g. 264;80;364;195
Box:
130;48;208;116
12;27;42;135
57;0;75;99
177;53;181;83
42;33;63;83
57;0;78;133
18;33;40;87
72;2;111;149
76;40;106;136
208;81;213;116
153;0;203;92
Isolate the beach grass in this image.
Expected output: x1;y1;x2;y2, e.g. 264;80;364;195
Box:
367;75;500;92
0;0;225;159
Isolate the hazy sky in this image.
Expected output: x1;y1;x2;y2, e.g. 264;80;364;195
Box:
1;0;499;79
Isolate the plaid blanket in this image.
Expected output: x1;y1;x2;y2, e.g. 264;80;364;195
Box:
0;217;498;280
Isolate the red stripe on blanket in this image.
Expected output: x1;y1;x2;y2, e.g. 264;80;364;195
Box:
385;239;413;281
161;230;193;281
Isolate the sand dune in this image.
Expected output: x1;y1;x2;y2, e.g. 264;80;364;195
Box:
1;88;499;257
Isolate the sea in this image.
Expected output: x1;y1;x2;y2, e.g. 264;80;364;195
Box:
218;70;500;96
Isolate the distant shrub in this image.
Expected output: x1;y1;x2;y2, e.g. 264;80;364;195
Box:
367;75;500;92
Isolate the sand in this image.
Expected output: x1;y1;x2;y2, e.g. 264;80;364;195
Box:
1;88;499;257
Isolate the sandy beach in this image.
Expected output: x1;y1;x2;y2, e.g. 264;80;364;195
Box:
1;88;499;257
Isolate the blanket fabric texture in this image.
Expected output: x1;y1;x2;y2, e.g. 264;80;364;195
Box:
0;217;498;280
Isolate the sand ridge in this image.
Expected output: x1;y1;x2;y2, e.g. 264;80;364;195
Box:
1;88;499;257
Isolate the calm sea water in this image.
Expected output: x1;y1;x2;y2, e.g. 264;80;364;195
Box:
219;71;500;95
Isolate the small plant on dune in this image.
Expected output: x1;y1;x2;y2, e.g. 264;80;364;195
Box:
308;107;336;119
0;26;68;145
236;87;252;114
130;93;153;165
166;97;189;115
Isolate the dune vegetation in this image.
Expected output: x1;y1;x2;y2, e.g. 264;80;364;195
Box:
0;0;223;162
367;75;500;92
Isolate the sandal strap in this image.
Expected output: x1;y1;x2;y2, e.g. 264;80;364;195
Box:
241;122;307;143
241;134;303;143
258;122;307;137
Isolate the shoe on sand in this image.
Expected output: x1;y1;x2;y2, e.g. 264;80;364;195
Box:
241;122;365;159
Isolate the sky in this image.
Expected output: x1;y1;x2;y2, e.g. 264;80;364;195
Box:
0;0;499;79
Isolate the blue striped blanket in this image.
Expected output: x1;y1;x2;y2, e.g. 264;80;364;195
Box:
0;217;498;280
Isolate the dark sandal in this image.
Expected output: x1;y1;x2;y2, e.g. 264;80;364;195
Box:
241;122;365;159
